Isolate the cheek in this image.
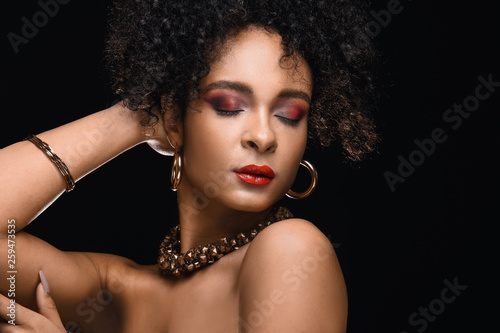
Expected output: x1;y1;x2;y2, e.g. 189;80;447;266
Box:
282;121;308;156
181;112;238;182
276;128;308;187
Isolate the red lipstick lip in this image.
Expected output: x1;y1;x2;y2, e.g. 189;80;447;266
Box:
234;164;275;185
235;165;275;177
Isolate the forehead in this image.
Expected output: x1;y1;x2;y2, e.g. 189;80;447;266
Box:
200;27;313;96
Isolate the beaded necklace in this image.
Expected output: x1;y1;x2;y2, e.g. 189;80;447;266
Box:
157;206;293;276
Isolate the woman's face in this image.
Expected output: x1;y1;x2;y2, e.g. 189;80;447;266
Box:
174;26;313;213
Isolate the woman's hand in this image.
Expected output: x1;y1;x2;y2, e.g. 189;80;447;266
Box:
0;282;66;332
144;106;176;156
112;100;174;156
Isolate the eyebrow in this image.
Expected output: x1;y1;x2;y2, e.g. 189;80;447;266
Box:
202;80;311;104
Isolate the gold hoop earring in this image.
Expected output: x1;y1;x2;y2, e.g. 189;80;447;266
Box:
171;147;182;191
286;160;318;200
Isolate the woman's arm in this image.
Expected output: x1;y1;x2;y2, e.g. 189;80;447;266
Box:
0;102;148;231
0;102;171;330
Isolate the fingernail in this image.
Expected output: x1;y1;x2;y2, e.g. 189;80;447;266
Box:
39;270;50;295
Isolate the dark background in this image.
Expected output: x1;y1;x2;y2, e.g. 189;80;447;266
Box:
2;1;498;332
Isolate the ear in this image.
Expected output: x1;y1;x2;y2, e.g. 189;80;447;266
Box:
161;95;184;149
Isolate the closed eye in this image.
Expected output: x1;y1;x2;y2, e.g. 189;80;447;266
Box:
274;103;308;127
216;109;244;116
203;92;247;116
275;115;302;126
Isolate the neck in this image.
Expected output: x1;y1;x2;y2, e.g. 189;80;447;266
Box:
176;189;272;253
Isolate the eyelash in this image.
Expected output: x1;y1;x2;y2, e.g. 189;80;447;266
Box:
275;115;301;127
215;109;244;116
216;109;303;128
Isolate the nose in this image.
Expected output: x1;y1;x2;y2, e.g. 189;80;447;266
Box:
241;109;277;153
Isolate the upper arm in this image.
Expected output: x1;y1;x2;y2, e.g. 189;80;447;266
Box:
237;219;347;333
0;231;117;330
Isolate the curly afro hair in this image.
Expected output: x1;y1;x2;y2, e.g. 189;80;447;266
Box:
106;0;379;161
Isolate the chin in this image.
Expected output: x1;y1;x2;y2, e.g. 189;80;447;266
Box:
220;189;285;213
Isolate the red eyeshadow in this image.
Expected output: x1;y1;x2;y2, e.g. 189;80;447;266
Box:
203;92;247;111
276;101;308;122
284;106;307;121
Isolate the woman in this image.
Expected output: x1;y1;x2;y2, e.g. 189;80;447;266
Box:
0;0;378;331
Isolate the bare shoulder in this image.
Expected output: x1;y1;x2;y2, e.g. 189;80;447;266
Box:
242;218;337;267
237;218;347;332
255;217;330;247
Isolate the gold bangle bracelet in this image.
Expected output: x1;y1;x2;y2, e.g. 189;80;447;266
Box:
24;134;75;193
